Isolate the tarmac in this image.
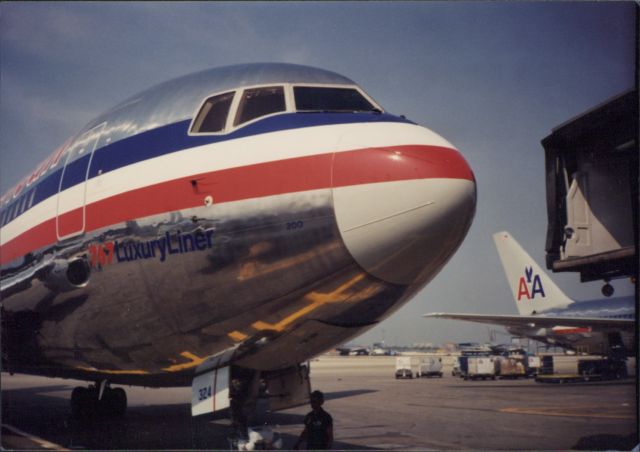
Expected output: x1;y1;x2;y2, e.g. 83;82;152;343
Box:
1;355;638;450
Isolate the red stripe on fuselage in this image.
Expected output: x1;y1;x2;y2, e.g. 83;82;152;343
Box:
87;153;334;233
333;145;474;187
1;145;472;265
553;327;592;335
1;218;57;266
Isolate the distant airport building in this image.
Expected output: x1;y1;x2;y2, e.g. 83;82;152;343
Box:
541;90;638;291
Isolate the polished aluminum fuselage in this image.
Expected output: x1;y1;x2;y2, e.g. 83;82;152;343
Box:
3;187;403;385
1;64;476;386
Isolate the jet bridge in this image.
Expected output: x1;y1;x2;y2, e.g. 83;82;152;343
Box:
541;90;638;291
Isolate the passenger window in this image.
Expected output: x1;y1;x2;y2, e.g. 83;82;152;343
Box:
17;195;26;216
234;86;285;126
191;91;235;133
294;86;377;112
6;202;16;223
27;189;36;209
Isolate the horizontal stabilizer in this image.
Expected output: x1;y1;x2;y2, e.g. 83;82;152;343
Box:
423;312;635;331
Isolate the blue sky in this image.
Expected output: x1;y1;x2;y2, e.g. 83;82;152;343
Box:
0;2;636;345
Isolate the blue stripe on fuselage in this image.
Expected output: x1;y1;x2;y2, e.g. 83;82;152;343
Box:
88;112;410;179
2;112;411;223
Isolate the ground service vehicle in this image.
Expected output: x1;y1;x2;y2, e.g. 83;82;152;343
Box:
536;355;629;383
395;357;413;379
526;356;541;377
460;356;496;380
417;357;443;378
495;357;525;379
451;357;461;377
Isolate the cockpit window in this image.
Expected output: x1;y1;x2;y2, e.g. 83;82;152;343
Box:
294;87;377;112
234;86;285;126
191;91;235;133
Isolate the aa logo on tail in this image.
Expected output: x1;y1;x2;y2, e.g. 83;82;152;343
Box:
517;266;545;301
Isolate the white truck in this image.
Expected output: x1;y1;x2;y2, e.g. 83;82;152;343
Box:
417;357;443;378
460;356;496;380
395;356;413;379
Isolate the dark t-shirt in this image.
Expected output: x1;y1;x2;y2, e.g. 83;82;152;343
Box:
303;408;333;449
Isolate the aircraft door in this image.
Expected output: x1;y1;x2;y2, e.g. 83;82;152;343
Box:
563;172;592;258
56;123;106;240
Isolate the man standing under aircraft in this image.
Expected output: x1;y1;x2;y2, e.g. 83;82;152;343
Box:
293;390;333;450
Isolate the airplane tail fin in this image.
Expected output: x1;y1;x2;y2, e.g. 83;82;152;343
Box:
492;231;574;315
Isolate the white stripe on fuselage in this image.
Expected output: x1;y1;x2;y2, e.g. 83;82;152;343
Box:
1;121;452;245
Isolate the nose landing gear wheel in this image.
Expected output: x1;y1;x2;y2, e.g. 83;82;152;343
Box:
104;387;127;416
70;384;128;418
71;386;95;418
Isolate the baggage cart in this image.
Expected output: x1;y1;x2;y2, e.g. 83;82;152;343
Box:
495;357;525;379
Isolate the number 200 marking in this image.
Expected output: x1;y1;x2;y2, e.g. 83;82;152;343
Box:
286;221;304;230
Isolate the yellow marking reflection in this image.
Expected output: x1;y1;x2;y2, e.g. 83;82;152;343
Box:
305;273;366;304
252;298;319;332
162;351;204;372
252;272;371;333
77;351;205;375
238;242;341;281
228;331;248;342
76;366;149;375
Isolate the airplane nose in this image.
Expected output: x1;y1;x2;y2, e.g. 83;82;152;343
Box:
332;144;476;285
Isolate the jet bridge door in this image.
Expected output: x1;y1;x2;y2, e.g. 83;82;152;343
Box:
542;90;638;281
56;123;106;240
